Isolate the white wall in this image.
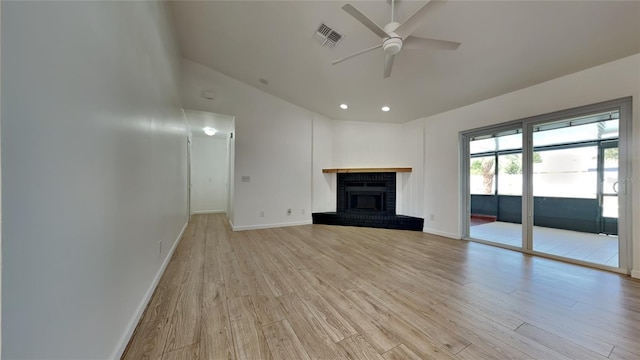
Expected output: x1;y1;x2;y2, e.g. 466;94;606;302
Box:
330;120;424;216
312;115;335;212
397;118;425;218
418;54;640;277
332;121;405;167
181;59;314;229
191;137;228;213
2;2;188;358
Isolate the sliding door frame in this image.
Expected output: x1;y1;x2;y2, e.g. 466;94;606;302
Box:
461;97;632;273
460;122;526;247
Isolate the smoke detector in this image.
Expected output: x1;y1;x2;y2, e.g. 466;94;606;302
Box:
313;23;344;48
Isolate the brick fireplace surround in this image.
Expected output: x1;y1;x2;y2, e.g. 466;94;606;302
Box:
313;170;424;231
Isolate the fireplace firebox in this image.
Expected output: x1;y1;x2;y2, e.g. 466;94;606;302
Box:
337;173;395;214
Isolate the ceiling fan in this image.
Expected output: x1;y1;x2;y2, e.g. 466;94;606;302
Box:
333;0;460;78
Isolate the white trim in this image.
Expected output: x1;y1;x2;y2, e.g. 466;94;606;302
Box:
423;228;461;240
232;220;312;231
109;221;188;360
632;270;640;279
192;210;226;215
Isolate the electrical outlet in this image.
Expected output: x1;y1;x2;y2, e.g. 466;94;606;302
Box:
301;209;305;215
260;211;265;217
430;214;435;221
158;240;162;255
287;208;292;215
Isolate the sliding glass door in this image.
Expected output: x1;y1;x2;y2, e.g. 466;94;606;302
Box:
467;128;523;248
462;98;631;272
531;113;620;267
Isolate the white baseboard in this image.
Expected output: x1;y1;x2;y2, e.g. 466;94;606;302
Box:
109;221;188;360
632;269;640;279
192;209;226;215
422;227;461;240
232;220;312;231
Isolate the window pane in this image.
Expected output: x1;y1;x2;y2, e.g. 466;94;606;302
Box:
603;147;618;195
533;118;618;147
533;147;597;198
470;132;522;154
470;156;495;194
602;195;618;218
498;153;522;195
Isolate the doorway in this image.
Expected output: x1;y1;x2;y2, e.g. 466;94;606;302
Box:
183;110;234;217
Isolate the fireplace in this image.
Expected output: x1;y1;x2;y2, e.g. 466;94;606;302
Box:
312;168;423;231
338;173;395;214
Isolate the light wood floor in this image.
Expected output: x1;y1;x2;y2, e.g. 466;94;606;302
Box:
122;214;640;360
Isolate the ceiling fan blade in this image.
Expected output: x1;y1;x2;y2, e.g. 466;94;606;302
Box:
332;44;382;65
395;0;449;39
342;4;388;39
403;35;460;50
383;53;395;78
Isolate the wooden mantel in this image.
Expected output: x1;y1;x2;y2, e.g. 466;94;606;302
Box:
322;167;412;173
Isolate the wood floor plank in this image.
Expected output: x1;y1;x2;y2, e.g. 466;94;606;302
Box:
216;216;234;255
277;293;350;360
199;282;235;360
123;214;640;360
461;281;621;356
203;215;224;284
344;287;458;360
228;295;272;360
122;317;171;360
386;283;537;360
262;320;311;360
338;335;385;360
609;345;640;360
297;269;401;354
455;343;506;360
244;231;294;297
164;216;206;352
162;344;199;360
231;233;287;325
253;253;358;342
432;298;573;360
354;281;472;353
382;344;424;360
515;322;608;359
221;251;250;299
141;285;180;324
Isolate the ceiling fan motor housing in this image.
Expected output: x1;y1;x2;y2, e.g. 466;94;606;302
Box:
383;35;403;55
382;22;402;55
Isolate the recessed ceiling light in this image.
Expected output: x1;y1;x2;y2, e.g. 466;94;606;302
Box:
381;106;391;112
339;103;349;110
203;127;217;136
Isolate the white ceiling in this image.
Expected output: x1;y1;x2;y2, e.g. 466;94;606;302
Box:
169;0;640;124
185;109;234;139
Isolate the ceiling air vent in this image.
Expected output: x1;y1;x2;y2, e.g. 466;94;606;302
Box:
313;23;343;48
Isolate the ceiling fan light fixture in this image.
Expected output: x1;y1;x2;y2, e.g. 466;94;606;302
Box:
383;36;403;55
